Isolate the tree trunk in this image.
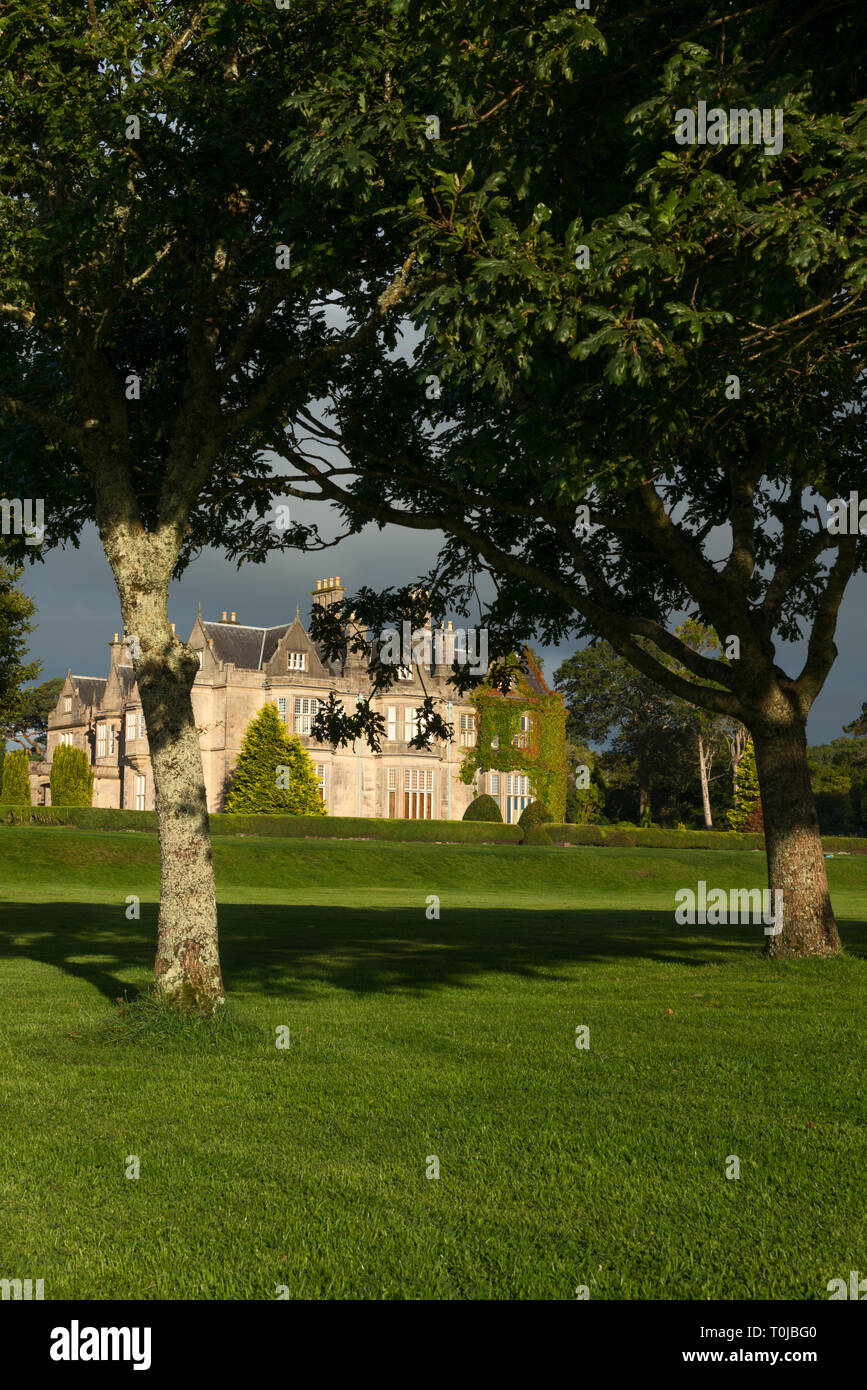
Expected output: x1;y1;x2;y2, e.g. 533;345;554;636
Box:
119;577;224;1014
752;718;840;959
698;733;713;830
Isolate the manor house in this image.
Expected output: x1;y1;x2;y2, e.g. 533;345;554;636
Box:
34;577;558;823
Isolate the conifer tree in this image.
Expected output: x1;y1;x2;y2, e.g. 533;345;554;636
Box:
225;703;326;816
50;744;94;807
728;738;762;833
1;746;32;805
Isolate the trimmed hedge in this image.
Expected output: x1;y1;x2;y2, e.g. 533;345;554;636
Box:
0;804;521;844
208;814;521;845
518;800;552;829
2;805;865;854
546;824;766;851
0;805;158;831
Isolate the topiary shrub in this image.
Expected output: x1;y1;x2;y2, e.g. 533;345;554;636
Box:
1;749;32;806
462;793;503;822
225;703;326;815
50;743;94;807
518;800;551;830
522;823;552;846
604;828;635;847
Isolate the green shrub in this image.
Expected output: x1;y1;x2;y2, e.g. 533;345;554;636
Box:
49;743;94;807
224;703;326;815
522;824;552;846
1;748;32;806
462;794;503;822
518;800;552;830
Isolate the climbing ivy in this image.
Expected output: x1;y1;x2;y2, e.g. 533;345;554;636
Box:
459;656;567;821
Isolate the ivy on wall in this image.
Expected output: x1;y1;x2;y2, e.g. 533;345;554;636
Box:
459;655;567;821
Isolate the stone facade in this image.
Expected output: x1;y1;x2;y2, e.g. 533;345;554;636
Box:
31;576;558;822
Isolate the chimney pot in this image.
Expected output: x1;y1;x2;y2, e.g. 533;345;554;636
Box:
335;575;340;585
113;633;119;643
231;611;237;623
222;610;228;622
316;580;322;591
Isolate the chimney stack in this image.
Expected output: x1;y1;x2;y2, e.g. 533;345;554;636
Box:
311;575;345;611
221;610;228;622
230;612;237;624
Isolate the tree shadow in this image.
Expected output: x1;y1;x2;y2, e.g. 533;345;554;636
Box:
0;901;864;1004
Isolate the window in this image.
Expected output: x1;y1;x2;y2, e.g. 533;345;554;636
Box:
396;665;413;681
96;725;106;757
404;706;419;744
386;705;397;742
126;712;136;741
513;713;532;749
109;725;116;756
294;696;320;734
277;697;287;722
491;734;500;750
197;649;203;668
288;651;306;671
59;732;74;747
315;764;326;803
404;768;434;820
135;774;146;811
506;774;531;824
138;709;146;740
387;767;398;818
459;713;476;747
490;774;500;796
63;696;72;714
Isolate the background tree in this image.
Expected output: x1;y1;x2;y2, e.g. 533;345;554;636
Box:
1;676;64;757
1;747;31;806
49;743;94;808
555;642;698;822
0;549;40;734
225;704;326;816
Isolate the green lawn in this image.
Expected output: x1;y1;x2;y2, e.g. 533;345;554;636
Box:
0;826;865;1300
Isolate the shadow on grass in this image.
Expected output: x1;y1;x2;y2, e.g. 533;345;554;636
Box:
0;902;865;1004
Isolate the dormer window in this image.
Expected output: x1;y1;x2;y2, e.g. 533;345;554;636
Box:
288;651;306;671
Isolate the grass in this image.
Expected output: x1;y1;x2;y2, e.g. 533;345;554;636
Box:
0;826;865;1300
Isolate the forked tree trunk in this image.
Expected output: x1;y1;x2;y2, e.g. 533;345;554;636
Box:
752;717;840;959
114;562;224;1013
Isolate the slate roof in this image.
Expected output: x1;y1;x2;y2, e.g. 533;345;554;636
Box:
114;666;137;697
201;621;291;671
70;676;108;706
521;652;551;697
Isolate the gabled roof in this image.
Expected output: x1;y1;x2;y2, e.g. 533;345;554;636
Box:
200;620;291;671
69;676;107;706
521;649;553;698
